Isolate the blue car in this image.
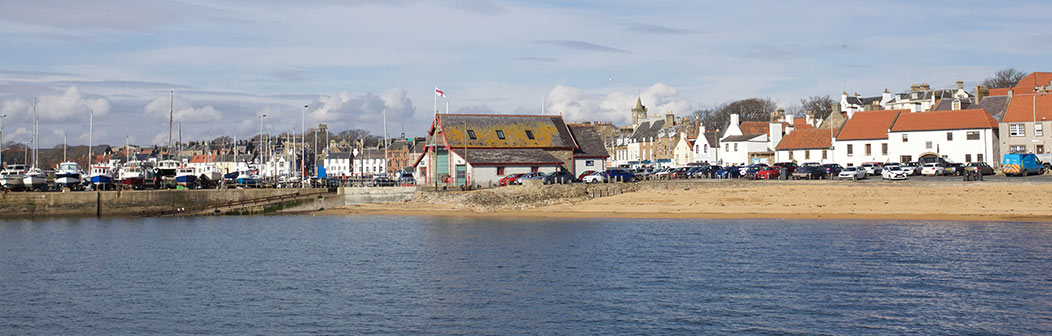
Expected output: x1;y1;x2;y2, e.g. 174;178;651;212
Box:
601;169;636;183
716;166;742;179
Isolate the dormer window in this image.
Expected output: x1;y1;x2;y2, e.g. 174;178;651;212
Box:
496;130;505;139
525;130;535;140
467;130;477;140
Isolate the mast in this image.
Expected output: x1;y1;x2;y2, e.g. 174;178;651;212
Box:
63;134;67;162
383;107;389;175
233;133;237;172
88;109;93;167
178;122;182;163
32;98;37;169
168;89;174;160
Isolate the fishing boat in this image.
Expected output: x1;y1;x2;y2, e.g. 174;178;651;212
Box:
118;161;155;190
0;164;26;190
234;168;262;187
56;137;83;189
175;167;197;188
154;159;179;187
89;164;115;190
22;167;47;191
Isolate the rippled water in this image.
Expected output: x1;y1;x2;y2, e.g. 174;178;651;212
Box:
1;216;1050;334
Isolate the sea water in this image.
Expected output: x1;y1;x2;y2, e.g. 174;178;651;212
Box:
0;216;1049;334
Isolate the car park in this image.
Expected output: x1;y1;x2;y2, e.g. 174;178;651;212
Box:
743;164;769;179
773;162;798;175
921;163;950;176
861;162;883;176
716;166;743;179
600;169;636;183
822;163;843;176
881;165;908;180
838;166;867;180
542;171;577;184
753;166;780;180
581;171;604;183
945;163;966;176
577;170;596;180
964;162;994;175
514;172;546;184
498;173;527;186
901;162;921;175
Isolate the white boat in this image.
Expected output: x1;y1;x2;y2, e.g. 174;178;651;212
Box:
22;167;47;191
89;164;115;190
154;159;179;188
195;164;222;188
118;161;155;189
0;164;26;190
55;162;83;190
175;167;197;188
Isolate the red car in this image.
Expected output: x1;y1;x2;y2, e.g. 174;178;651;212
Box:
498;173;527;186
754;167;780;180
578;170;596;180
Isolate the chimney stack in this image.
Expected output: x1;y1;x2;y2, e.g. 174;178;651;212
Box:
910;84;920;92
920;83;930;91
975;85;988;104
665;112;675;126
729;113;740;128
956;80;964;91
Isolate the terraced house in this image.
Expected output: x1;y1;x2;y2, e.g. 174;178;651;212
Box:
997;72;1052;158
413;113;607;188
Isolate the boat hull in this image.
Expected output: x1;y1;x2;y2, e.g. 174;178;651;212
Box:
175;175;197;187
23;176;47;189
1;176;25;190
91;174;114;185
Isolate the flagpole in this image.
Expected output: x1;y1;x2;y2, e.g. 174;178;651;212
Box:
434;85;438;115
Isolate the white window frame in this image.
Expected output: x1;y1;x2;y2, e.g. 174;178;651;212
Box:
1010;124;1025;137
1037;123;1044;137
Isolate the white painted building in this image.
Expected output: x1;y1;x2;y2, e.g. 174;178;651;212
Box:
832;109;904;166
887;109;999;164
323;152;353;177
353;148;386;176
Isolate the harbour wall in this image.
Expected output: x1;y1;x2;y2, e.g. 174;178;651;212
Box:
339;187;417;205
0;188;317;218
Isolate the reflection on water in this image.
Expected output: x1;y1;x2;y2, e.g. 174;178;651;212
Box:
0;216;1049;334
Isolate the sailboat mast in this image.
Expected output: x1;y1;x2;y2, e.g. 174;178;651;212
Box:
88;109;93;167
63;134;67;162
32;98;37;168
168;89;174;160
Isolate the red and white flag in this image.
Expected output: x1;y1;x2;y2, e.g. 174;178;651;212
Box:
435;87;446;97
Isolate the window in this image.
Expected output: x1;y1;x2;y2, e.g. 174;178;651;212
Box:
822;150;828;160
966;131;980;140
496;167;505;175
525;130;535;140
1010;145;1027;153
734;143;738;152
1037;123;1044;137
1039;145;1046;154
977;154;984;162
530;166;539;172
965;154;972;163
1010;124;1025;137
925;141;933;149
496;130;505;139
865;143;872;156
882;143;888;156
902;134;908;142
804;150;810;160
467;130;477;140
900;155;912;163
585;160;594;166
725;144;729;151
847;144;853;156
788;151;794;160
703;144;708;153
946;132;953;141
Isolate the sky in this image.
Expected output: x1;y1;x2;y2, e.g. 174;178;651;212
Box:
1;0;1051;147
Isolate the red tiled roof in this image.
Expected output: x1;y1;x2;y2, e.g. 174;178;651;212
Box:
1013;72;1052;92
835;109;905;140
739;121;789;135
775;128;832;150
988;88;1012;96
1002;93;1052;123
791;117;813;130
189;154;216;163
890;109;997;132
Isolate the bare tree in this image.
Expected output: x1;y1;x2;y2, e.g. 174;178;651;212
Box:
981;68;1028;89
797;95;836;120
693;98;778;131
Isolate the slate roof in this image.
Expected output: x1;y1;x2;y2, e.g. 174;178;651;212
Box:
451;148;563;165
775;129;832;150
702;131;719;147
630;120;666;141
722;134;765;142
845;96;863;105
890;109;997;132
438;114;576;149
568;125;609;158
931;96;1011;121
327;152;352;160
835;109;905;141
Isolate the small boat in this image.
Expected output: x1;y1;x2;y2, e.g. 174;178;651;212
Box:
0;164;26;191
22;167;47;191
55;162;83;190
118;161;156;190
234;169;262;187
154;159;179;188
89;164;115;190
175;167;197;188
195;164;222;188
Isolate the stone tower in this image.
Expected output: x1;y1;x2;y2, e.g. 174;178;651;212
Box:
631;97;647;130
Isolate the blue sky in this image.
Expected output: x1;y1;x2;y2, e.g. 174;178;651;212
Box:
1;0;1050;147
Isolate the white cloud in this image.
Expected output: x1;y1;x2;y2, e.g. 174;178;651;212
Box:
33;86;111;122
547;83;692;124
144;94;222;123
307;88;417;133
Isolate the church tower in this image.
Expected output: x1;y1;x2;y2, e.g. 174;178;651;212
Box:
631;97;647;130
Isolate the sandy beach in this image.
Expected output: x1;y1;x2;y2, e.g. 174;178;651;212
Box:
322;181;1052;222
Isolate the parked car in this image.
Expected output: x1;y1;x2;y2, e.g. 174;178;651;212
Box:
499;173;527;186
964;162;994;175
542;171;577;184
822;163;843;176
901;162;921;175
600;169;636;183
743;164;769;179
921;163;950;176
861;162;883;176
753;166;780;180
881;165;908;180
398;172;416;185
371;176;398;187
1003;153;1045;176
773;162;798;175
581;171;604;184
577;170;596;180
945;163;966;176
716;166;743;179
792;163;827;180
838;166;867;180
514;172;546;184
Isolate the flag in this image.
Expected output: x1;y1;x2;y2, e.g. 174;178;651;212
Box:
435;87;446;97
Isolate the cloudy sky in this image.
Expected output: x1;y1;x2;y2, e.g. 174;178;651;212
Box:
1;0;1050;147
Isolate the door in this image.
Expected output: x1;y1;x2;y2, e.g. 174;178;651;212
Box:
436;150;449;176
455;164;466;186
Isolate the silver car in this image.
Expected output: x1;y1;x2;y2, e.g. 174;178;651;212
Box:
838;166;867;180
